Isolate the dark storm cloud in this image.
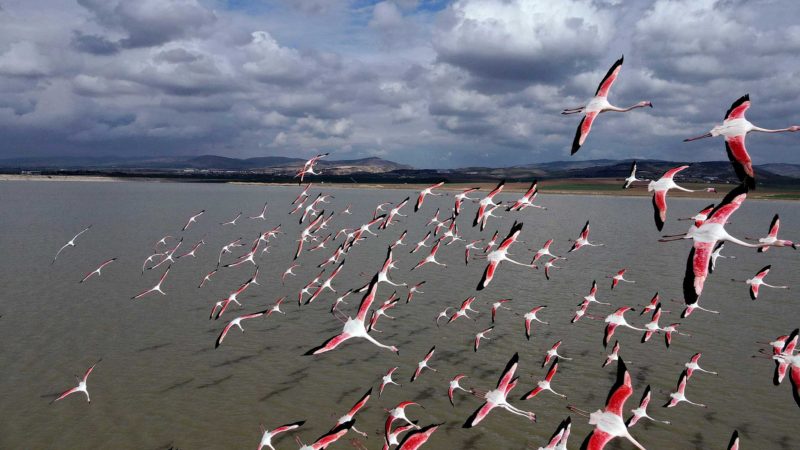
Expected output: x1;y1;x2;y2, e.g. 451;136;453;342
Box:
0;0;799;167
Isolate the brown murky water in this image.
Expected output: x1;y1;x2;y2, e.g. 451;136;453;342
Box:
0;180;797;449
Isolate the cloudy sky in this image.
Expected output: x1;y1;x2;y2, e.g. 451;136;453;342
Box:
1;0;800;168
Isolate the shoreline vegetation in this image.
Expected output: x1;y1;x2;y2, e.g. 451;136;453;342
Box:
3;173;799;200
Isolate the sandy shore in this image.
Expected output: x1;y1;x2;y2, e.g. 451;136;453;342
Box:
3;174;798;200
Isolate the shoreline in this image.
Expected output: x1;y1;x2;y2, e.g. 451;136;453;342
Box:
2;173;798;200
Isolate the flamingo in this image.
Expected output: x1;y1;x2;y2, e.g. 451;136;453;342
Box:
727;430;740;450
463;353;536;428
52;225;92;264
334;389;372;438
449;375;469;406
411;238;446;271
683;94;800;189
523;306;548;340
181;210;204;231
664;370;706;408
395;423;441;450
648;165;694;231
406;281;425;303
215;306;270;348
530;239;561;265
379;367;400;397
684;353;717;379
249;201;269;220
132;266;171;299
603;341;621;368
79;258;117;283
751;214;796;251
622;161;649;189
569;221;603;252
626;385;670;427
384;401;422;445
491;299;512;323
731;265;789;300
709;242;735;274
258;421;304;450
410;346;437;382
305;274;399;355
474;327;494;352
569;359;646;450
608;269;635;290
477;221;530;290
454;187;480;215
521;358;566;399
563;55;652;155
473;180;504;227
543;258;562;280
415;181;444;212
295;420;351;450
448;297;479;323
659;184;774;307
542;341;572;367
603;307;644;348
53;360;100;403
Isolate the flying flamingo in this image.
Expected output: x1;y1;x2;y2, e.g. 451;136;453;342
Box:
411;346;437;382
568;220;603;252
476;221;529;290
603;307;644;347
750;214;796;251
506;180;540;211
521;358;566;399
411;238;446;271
563;55;652;155
626;385;670;427
409;231;432;254
660;184;774;308
474;327;494;352
448;296;478;324
649;165;694;231
608;269;635;290
568;359;646;450
249;201;269;220
584;280;610;306
449;375;469;406
334;389;372;438
664;370;706;408
379;367;400;397
530;239;561;265
473;180;505;228
132;266;171;299
215;306;269;348
464;240;483;265
415;182;444;212
542;341;572;367
523;306;548;340
381;423;416;450
384;401;421;446
381;197;410;229
684;94;800;189
52;225;92;264
538;417;571;450
491;299;512;323
640;303;663;344
731;264;789;300
685;353;717;379
395;423;441;450
638;292;661;316
258;421;304;450
305;274;399;355
622;161;649;189
198;268;217;288
220;211;242;226
53;360;100;404
543;258;561;280
293;183;312;205
406;281;425;303
603;341;621;368
295;420;352;450
182;210;204;231
79;258;117;283
463;353;536;427
454;187;480;215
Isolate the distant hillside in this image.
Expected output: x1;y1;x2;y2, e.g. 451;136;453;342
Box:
2;155;798;186
0;154;412;173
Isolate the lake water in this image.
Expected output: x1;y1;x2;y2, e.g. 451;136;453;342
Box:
0;180;797;449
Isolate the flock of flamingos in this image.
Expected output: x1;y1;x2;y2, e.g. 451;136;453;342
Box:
47;56;798;450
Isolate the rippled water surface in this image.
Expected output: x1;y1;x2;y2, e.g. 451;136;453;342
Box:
0;180;797;450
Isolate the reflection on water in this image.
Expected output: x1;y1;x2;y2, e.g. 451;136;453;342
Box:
0;180;797;449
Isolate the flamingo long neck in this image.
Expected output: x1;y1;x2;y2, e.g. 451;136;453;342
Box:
751;126;797;133
607;103;647;112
